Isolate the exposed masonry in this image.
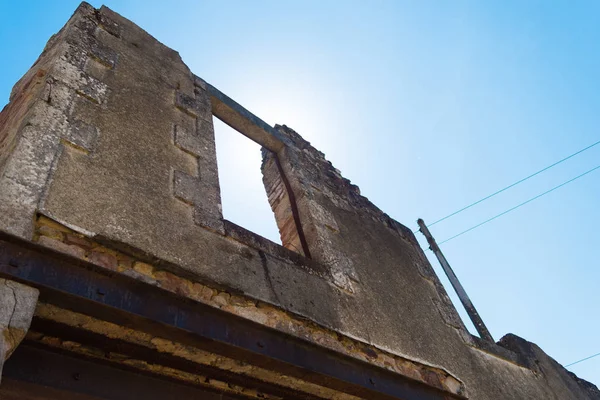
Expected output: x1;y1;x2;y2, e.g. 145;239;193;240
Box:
262;152;308;256
29;307;360;400
0;279;38;382
63;119;99;153
2;3;599;398
262;126;363;292
172;84;224;234
0;2;114;238
32;214;466;397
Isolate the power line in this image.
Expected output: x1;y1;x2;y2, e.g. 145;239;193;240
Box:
565;352;600;368
437;164;600;246
428;139;600;227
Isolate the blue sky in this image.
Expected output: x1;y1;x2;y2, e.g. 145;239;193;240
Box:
1;0;599;385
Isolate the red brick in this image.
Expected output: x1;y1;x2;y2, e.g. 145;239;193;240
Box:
88;251;118;271
64;233;93;248
38;236;86;259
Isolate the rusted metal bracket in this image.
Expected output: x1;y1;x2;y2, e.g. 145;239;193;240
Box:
417;219;494;343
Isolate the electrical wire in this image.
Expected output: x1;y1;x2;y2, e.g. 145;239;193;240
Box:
565;352;600;368
428;139;600;227
437;164;600;246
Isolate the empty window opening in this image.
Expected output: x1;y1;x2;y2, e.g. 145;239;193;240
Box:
213;118;281;245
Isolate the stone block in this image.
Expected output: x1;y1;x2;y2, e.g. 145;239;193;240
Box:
64;120;99;152
97;9;121;38
175;90;211;121
75;76;109;105
173;170;199;205
38;225;64;240
133;262;155;277
174;123;207;157
193;206;225;234
38;236;86;259
0;279;39;381
89;42;118;69
89;251;118;271
64;233;93;248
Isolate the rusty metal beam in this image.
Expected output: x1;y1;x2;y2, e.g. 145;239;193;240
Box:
0;232;464;400
2;344;241;400
28;317;322;400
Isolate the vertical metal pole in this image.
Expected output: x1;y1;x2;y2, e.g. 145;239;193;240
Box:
417;218;494;343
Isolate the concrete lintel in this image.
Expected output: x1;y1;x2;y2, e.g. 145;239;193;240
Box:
0;279;39;382
204;80;289;152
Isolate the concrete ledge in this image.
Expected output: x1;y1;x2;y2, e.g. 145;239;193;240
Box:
469;334;529;368
223;220;329;279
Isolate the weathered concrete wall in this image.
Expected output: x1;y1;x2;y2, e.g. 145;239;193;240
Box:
0;3;598;399
263;125;600;400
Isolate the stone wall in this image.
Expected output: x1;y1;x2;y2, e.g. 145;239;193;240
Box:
0;3;598;399
31;213;463;396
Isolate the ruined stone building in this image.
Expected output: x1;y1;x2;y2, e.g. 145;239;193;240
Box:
1;3;599;399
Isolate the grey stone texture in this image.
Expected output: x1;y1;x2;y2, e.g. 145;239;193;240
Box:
0;3;598;399
0;279;39;382
64;119;99;152
0;2;108;238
